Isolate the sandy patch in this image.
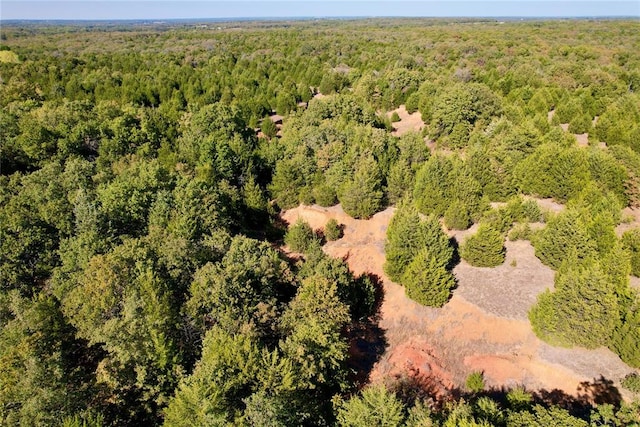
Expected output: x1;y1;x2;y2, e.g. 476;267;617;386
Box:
281;204;636;400
616;207;640;237
575;133;589;147
529;196;565;214
387;105;425;137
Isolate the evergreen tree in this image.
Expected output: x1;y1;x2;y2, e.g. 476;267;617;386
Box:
284;218;317;253
336;385;405;427
529;259;620;349
384;200;425;282
461;224;505;267
339;155;383;219
402;248;456;307
622;229;640;277
384;200;453;282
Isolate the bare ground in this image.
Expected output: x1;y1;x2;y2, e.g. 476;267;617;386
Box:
387;105;425;137
282;203;637;400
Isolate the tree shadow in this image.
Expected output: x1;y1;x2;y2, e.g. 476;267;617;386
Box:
447;236;461;271
346;273;388;388
382;374;623;422
388;371;463;411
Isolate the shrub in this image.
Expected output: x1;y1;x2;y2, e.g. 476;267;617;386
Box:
336;385;405;427
622;229;640;277
284;218;316;253
313;184;337;207
508;222;532;241
568;113;592;134
466;371;485;393
261;116;277;139
324;218;342;241
529;260;620;349
461;224;505;267
521;198;543;222
621;373;640;394
401;248;456;307
532;210;596;269
405;92;419;113
390;111;401;122
506;386;533;412
444;200;471;230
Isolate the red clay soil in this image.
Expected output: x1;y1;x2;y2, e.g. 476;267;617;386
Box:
282;203;638;401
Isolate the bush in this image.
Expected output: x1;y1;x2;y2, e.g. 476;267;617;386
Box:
568;113;592;134
466;371;485;393
313;184;337;207
621;373;640;394
508;223;532;241
529;260;620;349
285;218;316;253
444;200;471;230
390;111;401;122
324;218;342;241
401;248;456;307
622;229;640;277
532;210;595;270
405;92;419;113
261;116;277;139
336;385;405;427
521;198;543;222
461;224;505;267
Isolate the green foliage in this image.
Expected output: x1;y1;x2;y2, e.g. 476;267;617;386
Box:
529;259;621;349
324;218;343;241
506;387;533;412
298;250;376;321
508;222;532;241
402;248;456;307
611;301;640;368
515;144;590;203
390;111;401;122
444;200;472;230
261;116;278;139
622;229;640;277
507;405;588;427
339;155;384;219
461;224;506;267
621;372;640;394
186;235;289;335
163;327;263;425
280;276;350;390
429;83;502;145
2;19;639;425
466;371;485;393
336;385;405;427
284;218;317;253
384;200;453;283
532;210;596;270
568;113;592;134
414;155;455;217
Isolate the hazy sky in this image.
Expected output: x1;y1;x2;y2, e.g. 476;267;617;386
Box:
2;1;639;20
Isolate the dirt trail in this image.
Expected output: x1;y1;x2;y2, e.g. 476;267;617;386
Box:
282;204;636;399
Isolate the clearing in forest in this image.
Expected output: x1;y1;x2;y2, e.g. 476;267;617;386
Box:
282;203;636;401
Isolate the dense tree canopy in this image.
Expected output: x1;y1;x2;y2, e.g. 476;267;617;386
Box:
1;17;640;426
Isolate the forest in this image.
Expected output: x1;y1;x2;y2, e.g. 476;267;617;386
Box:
1;17;640;426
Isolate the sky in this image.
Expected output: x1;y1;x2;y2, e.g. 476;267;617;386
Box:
1;0;639;20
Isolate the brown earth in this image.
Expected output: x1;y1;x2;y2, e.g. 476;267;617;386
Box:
387;105;425;137
282;203;637;401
